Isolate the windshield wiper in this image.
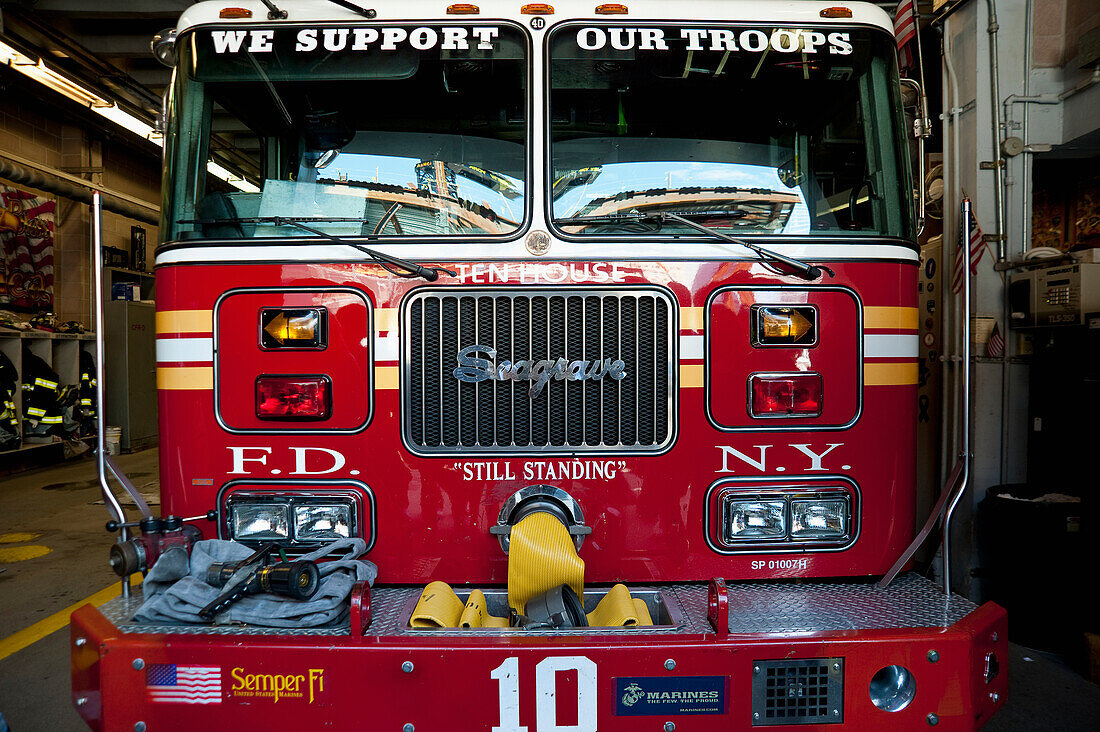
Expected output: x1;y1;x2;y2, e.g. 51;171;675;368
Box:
555;211;833;281
322;0;377;18
179;215;456;282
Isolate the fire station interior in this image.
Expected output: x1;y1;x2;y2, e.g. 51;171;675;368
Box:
0;1;1097;730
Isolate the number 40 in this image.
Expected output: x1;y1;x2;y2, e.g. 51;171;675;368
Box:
490;656;598;732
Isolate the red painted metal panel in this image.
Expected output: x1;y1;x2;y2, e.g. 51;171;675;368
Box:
154;259;917;584
707;287;861;428
215;289;373;431
71;600;1008;731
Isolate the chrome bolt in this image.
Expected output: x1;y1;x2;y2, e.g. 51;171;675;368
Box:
927;713;939;726
132;658;145;670
991;632;998;642
833;709;840;717
753;712;761;720
991;692;1000;703
74;637;87;648
75;696;87;707
664;659;676;671
402;661;414;673
832;662;840;671
403;725;415;732
753;665;761;675
135;723;147;732
928;650;940;663
664;723;676;731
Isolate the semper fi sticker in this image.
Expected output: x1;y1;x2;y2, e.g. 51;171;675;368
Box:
615;676;727;716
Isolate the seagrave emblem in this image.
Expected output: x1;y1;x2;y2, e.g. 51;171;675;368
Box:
453;345;626;398
621;683;645;707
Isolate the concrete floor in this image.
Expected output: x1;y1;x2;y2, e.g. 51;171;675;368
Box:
0;448;1098;731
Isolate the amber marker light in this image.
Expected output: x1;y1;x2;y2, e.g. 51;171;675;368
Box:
521;3;555;14
446;3;481;13
219;7;253;18
259;308;327;350
751;305;817;347
820;6;853;18
595;3;629;13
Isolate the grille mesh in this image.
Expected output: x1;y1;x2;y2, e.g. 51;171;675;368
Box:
405;289;674;454
752;658;843;726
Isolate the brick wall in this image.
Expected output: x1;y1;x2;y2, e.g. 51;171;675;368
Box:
1032;0;1100;68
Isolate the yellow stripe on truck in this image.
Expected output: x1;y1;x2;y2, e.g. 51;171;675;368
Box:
864;306;919;331
157;367;214;390
864;362;918;386
156;310;213;334
680;364;704;388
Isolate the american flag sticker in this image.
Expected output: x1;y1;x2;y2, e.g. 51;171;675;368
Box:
146;664;222;704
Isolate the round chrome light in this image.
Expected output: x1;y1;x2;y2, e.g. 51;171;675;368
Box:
525;230;550;255
869;665;916;712
151;28;177;68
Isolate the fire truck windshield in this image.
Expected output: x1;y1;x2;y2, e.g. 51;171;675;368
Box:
163;23;527;243
549;24;912;239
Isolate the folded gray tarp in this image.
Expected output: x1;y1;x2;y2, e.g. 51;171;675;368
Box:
133;538;377;628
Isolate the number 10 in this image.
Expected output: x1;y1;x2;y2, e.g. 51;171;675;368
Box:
490;656;598;732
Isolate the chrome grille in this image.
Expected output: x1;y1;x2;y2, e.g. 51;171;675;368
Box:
403;288;675;454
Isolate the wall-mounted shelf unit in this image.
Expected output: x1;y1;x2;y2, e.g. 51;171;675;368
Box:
0;331;97;470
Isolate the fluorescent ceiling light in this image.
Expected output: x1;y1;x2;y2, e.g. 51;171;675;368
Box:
1;39;255;193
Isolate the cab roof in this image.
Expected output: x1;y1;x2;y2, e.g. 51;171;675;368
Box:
177;0;894;36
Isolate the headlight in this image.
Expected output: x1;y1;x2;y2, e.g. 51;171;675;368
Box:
294;503;352;540
230;502;290;540
725;499;786;541
226;495;358;545
790;498;849;539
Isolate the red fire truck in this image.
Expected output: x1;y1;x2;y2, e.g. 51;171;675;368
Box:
71;1;1007;729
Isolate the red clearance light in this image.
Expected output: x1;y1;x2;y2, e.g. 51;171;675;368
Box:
447;3;480;13
256;376;332;420
749;373;822;417
820;6;853;18
595;3;628;13
219;7;253;18
521;3;555;14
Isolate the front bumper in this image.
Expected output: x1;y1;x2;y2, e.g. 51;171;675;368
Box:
71;574;1007;731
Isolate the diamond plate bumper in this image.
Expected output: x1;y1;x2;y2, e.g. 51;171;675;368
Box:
71;573;1007;731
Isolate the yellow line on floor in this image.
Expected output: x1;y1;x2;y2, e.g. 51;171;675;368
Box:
0;576;142;663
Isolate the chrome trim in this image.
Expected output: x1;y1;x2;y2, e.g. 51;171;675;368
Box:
212;287;373;435
703;475;861;556
216;480;376;554
492;485;590;553
400;285;678;456
704;284;864;433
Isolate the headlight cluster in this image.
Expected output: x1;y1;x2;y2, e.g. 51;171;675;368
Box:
228;496;355;545
721;492;850;545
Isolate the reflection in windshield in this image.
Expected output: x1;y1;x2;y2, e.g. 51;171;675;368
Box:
554;160;809;234
549;25;910;238
164;24;527;241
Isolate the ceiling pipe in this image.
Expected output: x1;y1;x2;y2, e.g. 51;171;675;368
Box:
0;154;160;226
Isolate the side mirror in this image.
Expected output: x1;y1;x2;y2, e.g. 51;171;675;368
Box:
899;77;931;236
151;28;177;68
777;158;804;189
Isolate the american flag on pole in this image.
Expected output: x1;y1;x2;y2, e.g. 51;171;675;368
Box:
145;664;222;704
894;0;918;72
952;208;988;294
985;321;1005;358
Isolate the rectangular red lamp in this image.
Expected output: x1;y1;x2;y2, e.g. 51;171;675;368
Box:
749;373;822;417
256;375;332;420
